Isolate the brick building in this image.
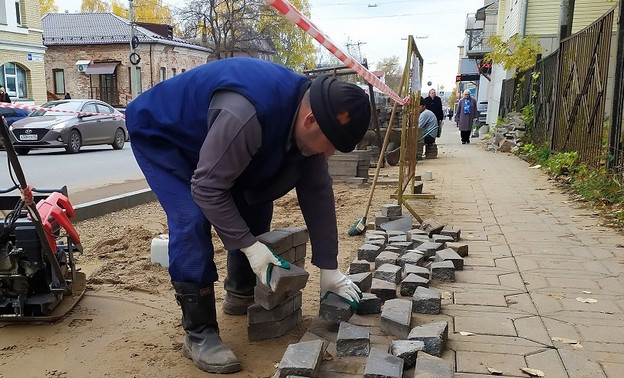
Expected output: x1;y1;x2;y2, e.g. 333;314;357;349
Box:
0;0;47;105
41;13;212;107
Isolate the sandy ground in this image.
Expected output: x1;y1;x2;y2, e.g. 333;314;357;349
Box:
0;167;403;378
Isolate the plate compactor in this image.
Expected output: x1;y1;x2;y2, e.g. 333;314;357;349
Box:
0;118;86;322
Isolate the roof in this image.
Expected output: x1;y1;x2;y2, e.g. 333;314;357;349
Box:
41;13;211;52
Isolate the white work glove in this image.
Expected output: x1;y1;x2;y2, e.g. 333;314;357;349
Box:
241;241;290;290
320;269;362;309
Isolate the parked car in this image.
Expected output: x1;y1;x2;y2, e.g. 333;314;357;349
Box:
0;107;30;126
8;99;128;155
477;101;488;126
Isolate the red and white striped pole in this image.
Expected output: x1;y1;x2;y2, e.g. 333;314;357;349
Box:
263;0;406;105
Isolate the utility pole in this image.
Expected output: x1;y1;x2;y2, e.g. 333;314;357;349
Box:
346;40;366;63
129;0;139;100
608;0;624;169
558;0;576;40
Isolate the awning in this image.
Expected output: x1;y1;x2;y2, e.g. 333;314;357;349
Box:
85;62;119;75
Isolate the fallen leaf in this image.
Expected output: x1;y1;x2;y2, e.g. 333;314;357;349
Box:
322;351;333;361
487;366;503;375
442;292;452;300
529;165;542;169
576;297;598;303
520;367;545;377
273;363;279;368
459;331;474;336
582;290;592;294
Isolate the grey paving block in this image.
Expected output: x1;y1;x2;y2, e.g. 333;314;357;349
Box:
414;241;444;258
348;271;373;292
319;293;355;324
356;292;382;315
380;298;413;338
366;238;386;247
363;348;404;378
269;263;310;294
389;340;425;369
366;230;387;241
294;244;306;261
407;321;448;357
248;291;302;325
399;273;429;296
254;282;289;310
383;245;403;254
375;251;400;268
257;229;293;255
431;234;454;244
409;229;429;238
413;182;423;194
277;339;324;378
446;241;469;257
381;204;402;217
434;248;464;270
375;213;392;227
387;241;413;253
281;226;309;246
349;259;372;274
277;248;296;263
380;216;413;233
398;251;424;267
358;243;383;262
248;308;302;341
337;321;370;357
430;260;455;282
439;227;461;242
419;219;445;237
374;263;402;284
414;351;453;378
370;278;397;302
388;235;409;244
412;286;441;314
403;264;430;280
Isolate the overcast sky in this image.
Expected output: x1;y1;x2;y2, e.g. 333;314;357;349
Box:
53;0;485;92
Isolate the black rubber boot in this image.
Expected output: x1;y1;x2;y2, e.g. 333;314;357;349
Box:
223;251;255;315
172;282;242;374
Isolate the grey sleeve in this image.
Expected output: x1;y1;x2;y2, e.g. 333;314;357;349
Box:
296;155;339;269
190;91;262;250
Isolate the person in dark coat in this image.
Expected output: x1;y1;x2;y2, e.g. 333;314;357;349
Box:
0;86;11;103
64;93;71;99
454;89;478;144
125;57;370;374
423;89;444;123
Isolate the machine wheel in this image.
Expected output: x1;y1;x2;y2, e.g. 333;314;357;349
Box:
14;147;30;155
111;128;125;150
385;141;400;166
65;130;82;154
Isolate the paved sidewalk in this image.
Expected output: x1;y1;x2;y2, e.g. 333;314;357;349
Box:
299;126;624;377
413;127;624;377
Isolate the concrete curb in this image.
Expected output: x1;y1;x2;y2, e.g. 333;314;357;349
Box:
73;188;156;222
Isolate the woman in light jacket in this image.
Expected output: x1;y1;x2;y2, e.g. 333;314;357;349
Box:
454;89;478;144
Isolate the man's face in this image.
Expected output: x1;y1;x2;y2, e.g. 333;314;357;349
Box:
463;92;470;99
429;90;436;98
294;112;336;158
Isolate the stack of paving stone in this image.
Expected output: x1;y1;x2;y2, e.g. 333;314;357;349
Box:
327;150;370;184
424;143;438;159
272;204;469;377
247;227;310;341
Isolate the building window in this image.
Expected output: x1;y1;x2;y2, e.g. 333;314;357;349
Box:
0;2;7;25
181;68;186;73
0;62;27;99
53;69;65;94
128;67;143;95
14;0;21;26
159;67;166;82
172;68;176;76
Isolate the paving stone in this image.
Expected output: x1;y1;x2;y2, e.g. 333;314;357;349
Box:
414;351;453;378
277;248;296;263
358;243;383;262
363;348;404;378
257;229;294;255
248;308;302;341
375;251;400;268
403;264;430;280
277;339;324;378
440;227;461;241
386;230;408;238
412;286;441;314
407;321;448;356
380;298;413;338
319;293;355;324
337;321;370;357
381;204;402;217
400;273;429;296
281;226;310;246
350;259;372;274
356;292;382;315
419;219;445;237
366;230;388;241
248;291;302;325
370;278;397;301
348;271;373;292
381;216;414;233
388;234;409;243
294;244;306;261
389;340;425;369
374;263;402;284
398;251;424;267
434;248;464;270
430;260;455;282
366;238;386;247
269;263;310;294
415;241;444;258
383;245;403;254
446;242;469;257
255;282;289;310
388;241;414;253
431;234;455;244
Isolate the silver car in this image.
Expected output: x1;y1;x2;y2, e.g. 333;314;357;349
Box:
9;99;128;155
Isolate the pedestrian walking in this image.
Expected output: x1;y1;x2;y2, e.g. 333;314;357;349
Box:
423;88;444;137
0;86;11;103
454;89;478;144
125;57;370;374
